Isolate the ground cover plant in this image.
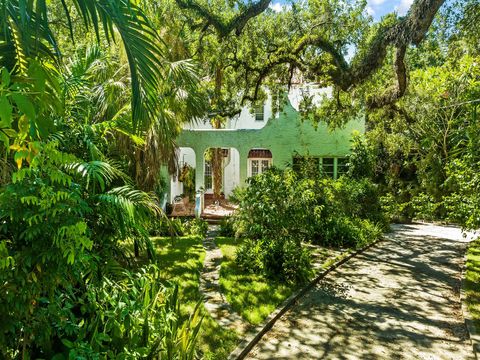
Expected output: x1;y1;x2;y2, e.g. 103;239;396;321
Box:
216;237;295;325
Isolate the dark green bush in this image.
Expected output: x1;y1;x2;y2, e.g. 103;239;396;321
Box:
231;165;386;283
235;238;312;284
218;216;235;237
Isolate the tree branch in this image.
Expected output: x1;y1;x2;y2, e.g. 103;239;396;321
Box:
175;0;271;37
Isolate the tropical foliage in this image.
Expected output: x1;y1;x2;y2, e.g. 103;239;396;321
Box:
232;164;385;284
0;0;478;357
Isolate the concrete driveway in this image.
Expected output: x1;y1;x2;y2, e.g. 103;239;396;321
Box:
247;223;475;360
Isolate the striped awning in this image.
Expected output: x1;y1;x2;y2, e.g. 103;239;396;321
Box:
248;149;272;158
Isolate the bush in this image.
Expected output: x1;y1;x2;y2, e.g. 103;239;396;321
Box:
333;177;388;228
218;216;235;237
235;239;264;273
230;165;386;283
150;218;208;238
150;217;185;236
235;238;312;284
233;167;322;242
183;218;209;238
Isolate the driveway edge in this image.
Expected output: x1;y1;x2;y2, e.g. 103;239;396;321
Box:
228;236;384;360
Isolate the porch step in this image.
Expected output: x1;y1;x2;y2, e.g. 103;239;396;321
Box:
203;218;223;225
201;214;226;225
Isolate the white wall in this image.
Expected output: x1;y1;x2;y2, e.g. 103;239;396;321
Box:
287;85;332;111
170;147;196;202
222;148;240;196
183;86;331;131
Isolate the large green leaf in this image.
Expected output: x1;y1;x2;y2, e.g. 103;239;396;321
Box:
1;68;10;86
0;96;12;127
11;93;35;119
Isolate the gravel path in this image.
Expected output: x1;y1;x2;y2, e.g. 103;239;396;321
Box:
246;223;475;360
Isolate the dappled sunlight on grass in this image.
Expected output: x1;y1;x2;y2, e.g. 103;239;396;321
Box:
465;238;480;326
153;235;239;359
216;236;296;325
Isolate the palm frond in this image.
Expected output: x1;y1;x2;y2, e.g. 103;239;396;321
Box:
95;185;162;241
68;159;129;193
1;0;166;132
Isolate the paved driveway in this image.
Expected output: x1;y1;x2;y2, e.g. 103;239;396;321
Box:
247;223;475;359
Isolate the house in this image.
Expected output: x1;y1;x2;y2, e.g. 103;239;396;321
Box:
164;85;365;217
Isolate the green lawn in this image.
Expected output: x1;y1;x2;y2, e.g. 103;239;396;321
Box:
153;236;239;360
465;237;480;327
216;236;296;325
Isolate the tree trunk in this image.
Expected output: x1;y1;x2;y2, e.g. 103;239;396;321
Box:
211;66;224;200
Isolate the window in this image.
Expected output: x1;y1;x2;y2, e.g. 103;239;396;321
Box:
292;156;320;174
251;160;259;176
322;157;334;178
255;103;264;121
261;159;270;173
204;161;212;190
249;158;271;177
337;158;348;177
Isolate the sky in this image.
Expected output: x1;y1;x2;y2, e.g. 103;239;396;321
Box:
269;0;415;20
365;0;414;19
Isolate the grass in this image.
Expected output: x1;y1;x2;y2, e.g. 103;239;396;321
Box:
216;236;296;325
465;237;480;328
152;235;239;360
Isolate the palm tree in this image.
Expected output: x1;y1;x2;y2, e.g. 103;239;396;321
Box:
0;0;164;133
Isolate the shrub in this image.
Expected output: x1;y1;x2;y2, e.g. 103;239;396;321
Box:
333;177;388;228
218;216;235;237
150;218;208;238
150;217;185;236
235;238;312;284
233;167;322;242
235;239;264;273
231;165;386;283
183;218;209;238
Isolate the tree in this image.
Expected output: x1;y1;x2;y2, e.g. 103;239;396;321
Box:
169;0;448;115
0;0;166;133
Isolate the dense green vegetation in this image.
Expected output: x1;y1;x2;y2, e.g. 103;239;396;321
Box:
0;0;478;358
465;239;480;329
230;159;385;284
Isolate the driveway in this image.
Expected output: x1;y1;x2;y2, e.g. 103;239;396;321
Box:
247;223;475;359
